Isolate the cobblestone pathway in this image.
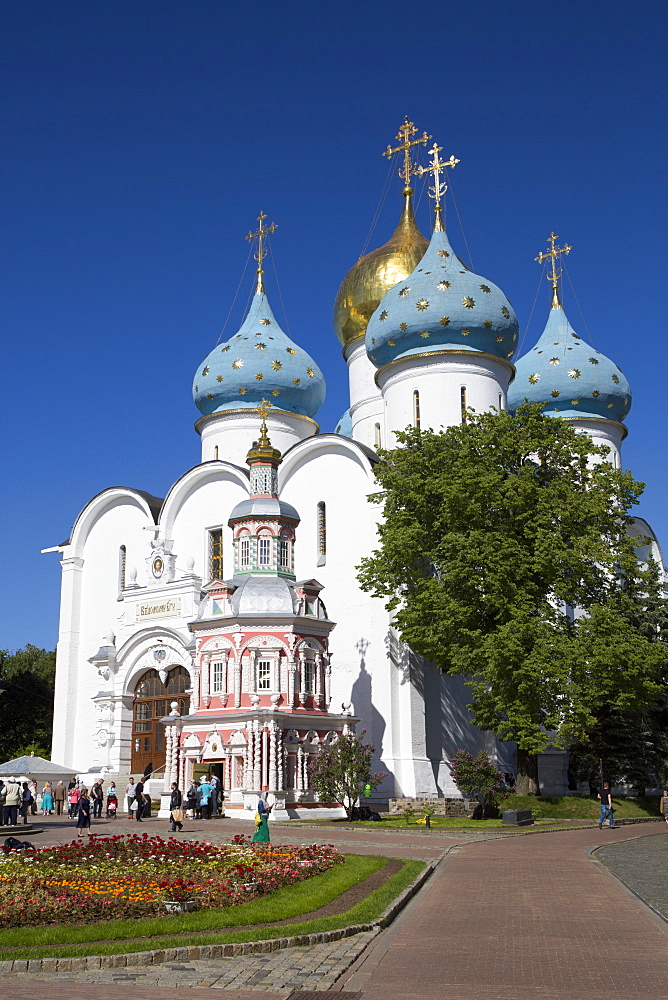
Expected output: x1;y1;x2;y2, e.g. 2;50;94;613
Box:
596;829;668;919
5;932;377;993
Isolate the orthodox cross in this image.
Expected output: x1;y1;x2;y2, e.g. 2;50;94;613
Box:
246;212;278;292
416;142;460;229
257;397;272;441
535;232;572;307
382;116;432;190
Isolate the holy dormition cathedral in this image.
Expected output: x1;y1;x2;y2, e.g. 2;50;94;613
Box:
46;119;663;813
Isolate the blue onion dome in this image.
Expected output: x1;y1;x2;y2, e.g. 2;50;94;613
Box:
508;304;631;422
365;225;519;368
334;408;352;437
193;290;326;418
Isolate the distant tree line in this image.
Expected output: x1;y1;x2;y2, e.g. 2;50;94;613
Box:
0;645;56;762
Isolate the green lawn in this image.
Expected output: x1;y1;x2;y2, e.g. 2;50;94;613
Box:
0;855;424;961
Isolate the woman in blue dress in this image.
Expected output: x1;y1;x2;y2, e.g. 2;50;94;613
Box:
76;788;91;837
41;782;54;815
251;795;272;843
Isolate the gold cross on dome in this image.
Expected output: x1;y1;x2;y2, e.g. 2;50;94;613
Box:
535;232;572;307
246;212;278;292
382;116;432;188
416;143;459;228
258;398;272;422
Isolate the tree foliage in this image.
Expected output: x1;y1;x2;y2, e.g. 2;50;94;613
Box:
307;730;386;819
358;404;667;779
0;645;56;761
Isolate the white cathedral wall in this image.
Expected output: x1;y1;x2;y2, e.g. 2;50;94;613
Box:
52;495;153;770
196;409;318;466
378;352;513;446
564;417;625;469
345;339;384;450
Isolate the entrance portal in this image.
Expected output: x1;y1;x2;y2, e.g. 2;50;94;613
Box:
131;667;189;776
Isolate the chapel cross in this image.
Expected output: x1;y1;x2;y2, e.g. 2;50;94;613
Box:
416;142;460;229
246;212;279;292
535;232;572;307
382;116;432;190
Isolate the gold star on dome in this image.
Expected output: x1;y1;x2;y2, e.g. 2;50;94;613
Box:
549;358;560;365
461;328;470;336
232;359;243;369
272;389;280;396
463;297;475;309
206;393;213;399
306;368;315;378
607;402;614;408
438;249;450;258
484;320;492;328
293;378;301;385
221;345;230;352
255;372;264;380
370;337;376;344
202;366;210;376
380;310;388;321
400;322;408;330
260;318;271;325
571;399;579;405
506;351;513;357
496;336;504;342
551;390;560;397
399;287;410;296
568;369;580;379
420;331;430;338
440;316;450;326
239;387;247;395
512;334;517;341
437;281;450;290
529;373;540;384
592;390;600;397
611;374;620;383
388;339;396;345
254;342;266;349
286;348;296;354
216;375;223;382
416;299;429;310
589;357;599;365
501;306;510;318
194;385;199;392
480;285;491;293
271;360;282;370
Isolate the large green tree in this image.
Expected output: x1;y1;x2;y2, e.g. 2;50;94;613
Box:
358;404;667;794
0;645;56;761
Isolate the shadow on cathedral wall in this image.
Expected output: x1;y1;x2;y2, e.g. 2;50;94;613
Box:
350;637;388;791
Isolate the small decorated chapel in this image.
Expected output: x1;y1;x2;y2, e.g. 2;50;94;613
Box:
47;118;663;811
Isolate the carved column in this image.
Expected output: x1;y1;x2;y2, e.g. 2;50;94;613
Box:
314;653;323;708
190;664;200;713
249;650;257;693
202;653;211;708
296;745;304;792
268;723;278;790
233;656;242;708
287;658;297;707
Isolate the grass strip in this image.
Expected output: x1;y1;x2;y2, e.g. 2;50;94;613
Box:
1;859;423;962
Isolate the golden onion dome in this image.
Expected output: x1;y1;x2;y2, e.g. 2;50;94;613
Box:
333;190;429;348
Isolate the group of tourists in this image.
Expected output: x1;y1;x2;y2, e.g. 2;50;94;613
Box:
67;778;118;820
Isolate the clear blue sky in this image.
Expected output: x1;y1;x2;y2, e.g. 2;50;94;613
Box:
2;1;667;652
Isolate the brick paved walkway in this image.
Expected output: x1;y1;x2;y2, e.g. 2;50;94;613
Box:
596;831;668;920
337;824;668;1000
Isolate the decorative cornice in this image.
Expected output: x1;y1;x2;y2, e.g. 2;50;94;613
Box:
374;349;516;388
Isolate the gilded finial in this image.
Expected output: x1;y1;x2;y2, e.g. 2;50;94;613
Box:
246;212;278;294
257;397;272;444
416;142;459;231
382;116;432;196
535;232;572;309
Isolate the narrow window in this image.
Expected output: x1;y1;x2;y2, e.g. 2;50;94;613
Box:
498;394;502;412
413;390;420;428
460;386;467;424
258;535;271;566
257;660;271;691
212;661;224;693
209;528;223;579
240;536;250;567
214;445;219;460
317;502;326;562
278;537;290;568
304;661;314;694
118;545;127;593
374;422;381;449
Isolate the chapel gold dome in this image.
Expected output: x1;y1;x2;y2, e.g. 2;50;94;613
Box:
333;192;429;347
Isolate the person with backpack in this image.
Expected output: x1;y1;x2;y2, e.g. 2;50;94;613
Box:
20;783;32;825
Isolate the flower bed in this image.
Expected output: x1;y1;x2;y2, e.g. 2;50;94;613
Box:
0;834;342;928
